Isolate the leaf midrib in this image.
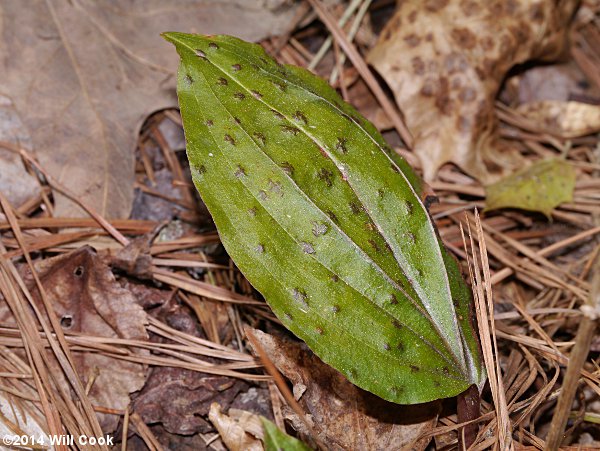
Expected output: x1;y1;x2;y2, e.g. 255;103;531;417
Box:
186;104;468;383
185;60;464;376
200;37;466;369
171;34;469;377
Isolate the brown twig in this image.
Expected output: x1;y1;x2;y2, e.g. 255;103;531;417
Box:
306;0;414;148
545;232;600;449
0;141;130;247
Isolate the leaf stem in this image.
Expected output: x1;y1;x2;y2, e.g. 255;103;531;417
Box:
457;384;480;450
545;246;600;450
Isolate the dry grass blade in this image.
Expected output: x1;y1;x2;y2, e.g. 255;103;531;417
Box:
0;141;129;247
150;233;220;254
306;0;414;147
0;218;155;233
490;225;600;285
130;412;163;451
328;0;373;85
0;193;109;449
152;268;264;305
0;324;267;381
244;327;325;449
121;406;130;451
244;327;305;420
462;210;512;450
307;0;363;70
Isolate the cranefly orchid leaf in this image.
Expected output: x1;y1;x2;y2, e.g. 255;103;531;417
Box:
163;32;483;404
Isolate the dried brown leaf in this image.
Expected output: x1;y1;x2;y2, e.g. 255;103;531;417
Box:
249;329;437;451
134;368;248;435
1;246;149;432
111;234;153;278
0;0;299;218
367;0;579;182
513;62;595;104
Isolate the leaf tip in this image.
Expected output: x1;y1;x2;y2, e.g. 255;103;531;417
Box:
160;31;179;44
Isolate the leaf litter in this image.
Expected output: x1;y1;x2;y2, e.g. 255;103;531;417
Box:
247;327;437;451
367;0;580;183
1;0;600;449
0;0;301;219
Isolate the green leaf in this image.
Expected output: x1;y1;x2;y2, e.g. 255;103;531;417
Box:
485;158;576;217
163;32;484;404
261;418;312;451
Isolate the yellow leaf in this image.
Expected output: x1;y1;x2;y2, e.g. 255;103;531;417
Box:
484;159;575;217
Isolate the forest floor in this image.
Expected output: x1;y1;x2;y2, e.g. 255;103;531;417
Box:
0;0;600;450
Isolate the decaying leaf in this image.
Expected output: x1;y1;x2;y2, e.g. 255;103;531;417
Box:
111;234;154;278
367;0;579;182
517;101;600;138
165;33;484;405
485;158;576;217
248;329;437;451
132;283;248;436
1;246;149;432
208;403;263;451
134;367;248;435
0;0;299;218
261;418;312;451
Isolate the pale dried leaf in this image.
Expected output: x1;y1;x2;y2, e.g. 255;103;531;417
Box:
0;96;39;208
0;394;51;449
484;158;576;217
248;329;437;451
514;63;595;104
517;100;600;138
0;0;299;218
208;403;263;451
229;409;265;440
367;0;579;182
